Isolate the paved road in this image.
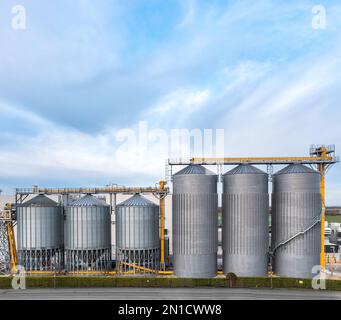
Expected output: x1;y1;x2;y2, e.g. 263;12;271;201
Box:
0;288;340;300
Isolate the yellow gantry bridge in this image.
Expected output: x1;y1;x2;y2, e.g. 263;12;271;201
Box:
167;145;339;270
15;186;168;197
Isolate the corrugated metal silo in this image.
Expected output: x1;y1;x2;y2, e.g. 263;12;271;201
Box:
271;164;321;278
116;194;159;273
222;164;269;276
65;194;111;272
173;164;218;278
17;195;63;271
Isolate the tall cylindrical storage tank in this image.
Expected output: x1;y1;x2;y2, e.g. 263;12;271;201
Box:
173;164;218;278
65;194;111;272
17;195;63;271
271;164;321;278
222;165;269;276
116;194;160;273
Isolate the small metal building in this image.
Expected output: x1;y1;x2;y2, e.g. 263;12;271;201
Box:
65;194;111;272
172;164;218;278
222;164;269;276
17;195;63;271
116;194;160;273
271;164;321;278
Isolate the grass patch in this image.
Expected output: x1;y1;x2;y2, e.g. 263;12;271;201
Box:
326;215;341;223
1;275;341;291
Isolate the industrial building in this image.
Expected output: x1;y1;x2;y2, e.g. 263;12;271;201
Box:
0;145;340;279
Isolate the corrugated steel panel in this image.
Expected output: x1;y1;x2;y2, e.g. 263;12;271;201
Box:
17;206;63;250
172;172;218;278
222;166;269;276
65;205;111;250
116;197;159;250
116;194;160;272
17;200;63;271
272;165;321;278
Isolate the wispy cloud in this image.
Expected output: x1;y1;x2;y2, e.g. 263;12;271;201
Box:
0;1;340;204
177;0;197;27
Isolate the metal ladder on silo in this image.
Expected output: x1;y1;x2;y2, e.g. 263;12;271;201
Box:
271;214;322;256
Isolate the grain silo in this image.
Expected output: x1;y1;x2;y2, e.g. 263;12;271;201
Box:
65;194;111;272
17;194;63;271
222;164;269;276
271;164;321;278
116;194;159;273
172;164;218;278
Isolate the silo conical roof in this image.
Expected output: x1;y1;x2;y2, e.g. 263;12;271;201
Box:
117;194;158;207
22;194;58;207
224;164;266;175
174;164;216;176
275;164;319;175
70;194;108;206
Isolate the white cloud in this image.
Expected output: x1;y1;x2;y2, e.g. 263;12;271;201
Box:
178;0;197;27
0;1;341;204
151;88;210;114
0;100;52;128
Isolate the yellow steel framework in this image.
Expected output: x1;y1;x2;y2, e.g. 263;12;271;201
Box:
118;261;173;275
0;204;17;273
15;186;168;197
7;222;17;273
168;145;339;271
190;156;334;165
159;180;166;271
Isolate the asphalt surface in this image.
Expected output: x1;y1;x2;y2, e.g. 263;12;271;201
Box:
0;288;341;300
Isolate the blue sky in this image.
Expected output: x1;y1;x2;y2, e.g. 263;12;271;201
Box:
0;0;340;204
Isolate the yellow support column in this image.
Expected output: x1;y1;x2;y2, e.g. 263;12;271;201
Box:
317;146;328;271
7;222;18;273
159;181;166;271
319;162;326;271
